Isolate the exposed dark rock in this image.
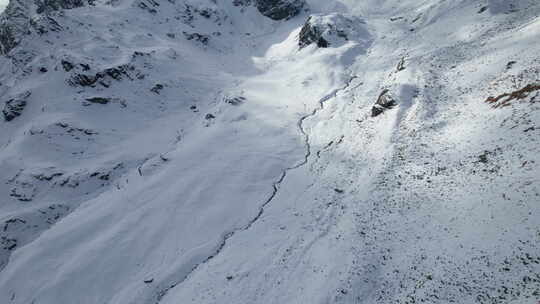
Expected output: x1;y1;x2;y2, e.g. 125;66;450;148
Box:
137;0;159;14
70;74;100;86
205;113;216;120
2;91;31;121
485;83;540;108
478;6;488;14
183;32;210;45
0;1;32;55
30;15;63;35
506;61;517;70
225;96;246;106
61;60;75;71
478;152;489;164
35;0;95;14
254;0;305;20
1;237;17;251
67;64;138;87
33;172;64;181
39;67;48;73
299;17;329;48
79;63;91;71
85;97;111;104
397;57;406;71
233;0;252;6
0;204;71;271
55;122;97;135
371;89;396;117
150;84;164;94
0;0;94;54
298;14;370;49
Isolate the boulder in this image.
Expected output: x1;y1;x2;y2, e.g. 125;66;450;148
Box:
371;89;396;117
2;91;31;121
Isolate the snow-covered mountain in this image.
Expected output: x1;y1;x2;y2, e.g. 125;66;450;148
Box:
0;0;539;303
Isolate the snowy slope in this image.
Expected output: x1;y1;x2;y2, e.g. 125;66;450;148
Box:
0;0;539;303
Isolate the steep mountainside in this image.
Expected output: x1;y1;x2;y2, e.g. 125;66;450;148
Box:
0;0;539;303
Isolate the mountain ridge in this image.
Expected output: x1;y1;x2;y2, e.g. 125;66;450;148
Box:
0;0;539;303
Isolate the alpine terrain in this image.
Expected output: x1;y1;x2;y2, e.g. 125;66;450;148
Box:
0;0;539;303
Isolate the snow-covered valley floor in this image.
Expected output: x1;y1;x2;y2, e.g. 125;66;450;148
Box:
0;0;539;303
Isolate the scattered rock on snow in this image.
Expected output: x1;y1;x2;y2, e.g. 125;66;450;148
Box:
183;32;210;45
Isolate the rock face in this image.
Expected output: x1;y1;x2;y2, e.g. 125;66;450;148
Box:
67;63;139;88
0;0;93;55
299;17;329;48
255;0;305;20
0;0;32;55
371;89;396;117
235;0;305;20
35;0;92;14
2;91;31;121
298;13;371;49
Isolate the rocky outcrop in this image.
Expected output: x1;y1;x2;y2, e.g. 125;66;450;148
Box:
0;0;32;55
371;89;396;117
0;0;93;55
66;63;140;88
2;91;31;121
255;0;305;20
299;13;371;49
299;17;329;48
485;83;540;108
234;0;305;20
35;0;93;14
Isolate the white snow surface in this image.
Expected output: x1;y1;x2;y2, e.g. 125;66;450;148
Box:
0;0;539;303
